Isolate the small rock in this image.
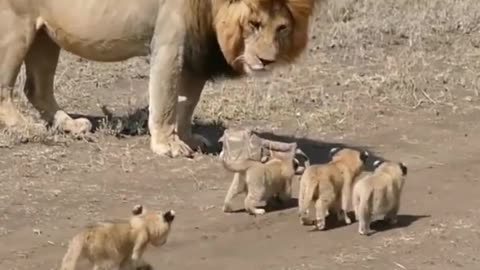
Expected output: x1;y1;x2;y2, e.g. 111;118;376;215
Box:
52;190;61;197
33;229;42;235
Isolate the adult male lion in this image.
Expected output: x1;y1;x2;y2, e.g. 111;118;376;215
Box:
0;0;315;158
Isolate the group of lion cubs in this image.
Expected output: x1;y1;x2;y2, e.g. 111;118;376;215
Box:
59;127;408;270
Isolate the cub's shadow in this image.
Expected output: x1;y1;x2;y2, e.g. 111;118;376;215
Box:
367;214;431;235
304;213;430;233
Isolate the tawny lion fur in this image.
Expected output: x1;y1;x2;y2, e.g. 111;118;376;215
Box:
0;0;315;158
298;148;369;230
352;160;408;236
221;143;304;215
59;205;175;270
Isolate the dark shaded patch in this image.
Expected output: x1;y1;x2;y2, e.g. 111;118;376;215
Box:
252;131;384;171
368;214;431;235
66;109;227;155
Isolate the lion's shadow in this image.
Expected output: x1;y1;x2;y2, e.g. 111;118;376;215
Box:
71;108;383;169
69;108;226;153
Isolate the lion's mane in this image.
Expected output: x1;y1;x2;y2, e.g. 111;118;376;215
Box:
183;0;315;79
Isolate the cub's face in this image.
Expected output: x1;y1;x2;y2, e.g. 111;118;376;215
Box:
149;210;176;247
240;1;294;74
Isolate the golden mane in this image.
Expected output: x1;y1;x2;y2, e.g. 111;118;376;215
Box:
284;0;316;60
183;0;315;78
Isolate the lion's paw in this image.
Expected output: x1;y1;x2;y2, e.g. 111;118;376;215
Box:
0;100;27;128
150;135;194;158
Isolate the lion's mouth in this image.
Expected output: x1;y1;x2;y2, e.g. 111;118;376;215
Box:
243;63;271;75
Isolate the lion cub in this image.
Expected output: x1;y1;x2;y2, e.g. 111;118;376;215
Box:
60;205;175;270
298;147;369;230
222;144;303;215
352;159;408;235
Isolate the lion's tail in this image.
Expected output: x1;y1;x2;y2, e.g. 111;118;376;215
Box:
60;234;84;270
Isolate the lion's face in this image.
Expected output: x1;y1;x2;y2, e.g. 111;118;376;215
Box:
239;2;295;74
214;0;314;75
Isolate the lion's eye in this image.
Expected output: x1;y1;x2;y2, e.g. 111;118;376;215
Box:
277;24;288;34
249;20;261;30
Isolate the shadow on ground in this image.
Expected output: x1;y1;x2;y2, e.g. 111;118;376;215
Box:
70;109;385;168
368;214;431;235
254;131;384;171
302;213;430;233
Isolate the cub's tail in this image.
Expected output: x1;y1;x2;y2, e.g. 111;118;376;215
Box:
298;172;317;216
355;185;374;223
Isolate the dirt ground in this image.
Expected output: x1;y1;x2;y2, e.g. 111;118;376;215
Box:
1;0;480;269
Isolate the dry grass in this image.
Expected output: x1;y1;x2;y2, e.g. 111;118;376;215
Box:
3;0;480;145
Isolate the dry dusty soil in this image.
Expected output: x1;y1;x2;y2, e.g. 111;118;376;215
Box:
1;1;480;269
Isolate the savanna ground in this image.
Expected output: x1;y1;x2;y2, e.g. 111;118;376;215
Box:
1;0;480;269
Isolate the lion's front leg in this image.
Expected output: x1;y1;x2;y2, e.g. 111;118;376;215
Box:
148;5;192;158
176;72;210;152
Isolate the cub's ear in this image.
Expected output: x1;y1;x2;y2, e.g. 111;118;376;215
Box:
329;147;340;157
132;204;144;216
399;162;408;176
373;159;383;168
163;210;176;223
360;151;369;162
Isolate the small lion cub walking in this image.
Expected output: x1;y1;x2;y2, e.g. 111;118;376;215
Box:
298;147;369;230
60;204;175;270
352;159;408;236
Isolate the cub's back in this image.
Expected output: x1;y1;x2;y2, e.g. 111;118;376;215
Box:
82;221;133;260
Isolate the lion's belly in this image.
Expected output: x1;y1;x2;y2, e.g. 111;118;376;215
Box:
40;0;160;61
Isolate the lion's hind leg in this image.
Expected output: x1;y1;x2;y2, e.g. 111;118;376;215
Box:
23;29;92;136
0;15;37;129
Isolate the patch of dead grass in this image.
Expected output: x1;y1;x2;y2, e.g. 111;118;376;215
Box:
3;0;480;143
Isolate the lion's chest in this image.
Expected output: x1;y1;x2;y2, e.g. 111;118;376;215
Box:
40;0;159;62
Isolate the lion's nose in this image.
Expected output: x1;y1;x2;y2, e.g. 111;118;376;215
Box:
259;57;275;66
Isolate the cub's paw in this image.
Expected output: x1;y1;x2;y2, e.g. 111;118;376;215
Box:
345;216;352;225
315;219;326;231
53;111;92;135
358;228;372;236
222;204;234;213
249;208;266;216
